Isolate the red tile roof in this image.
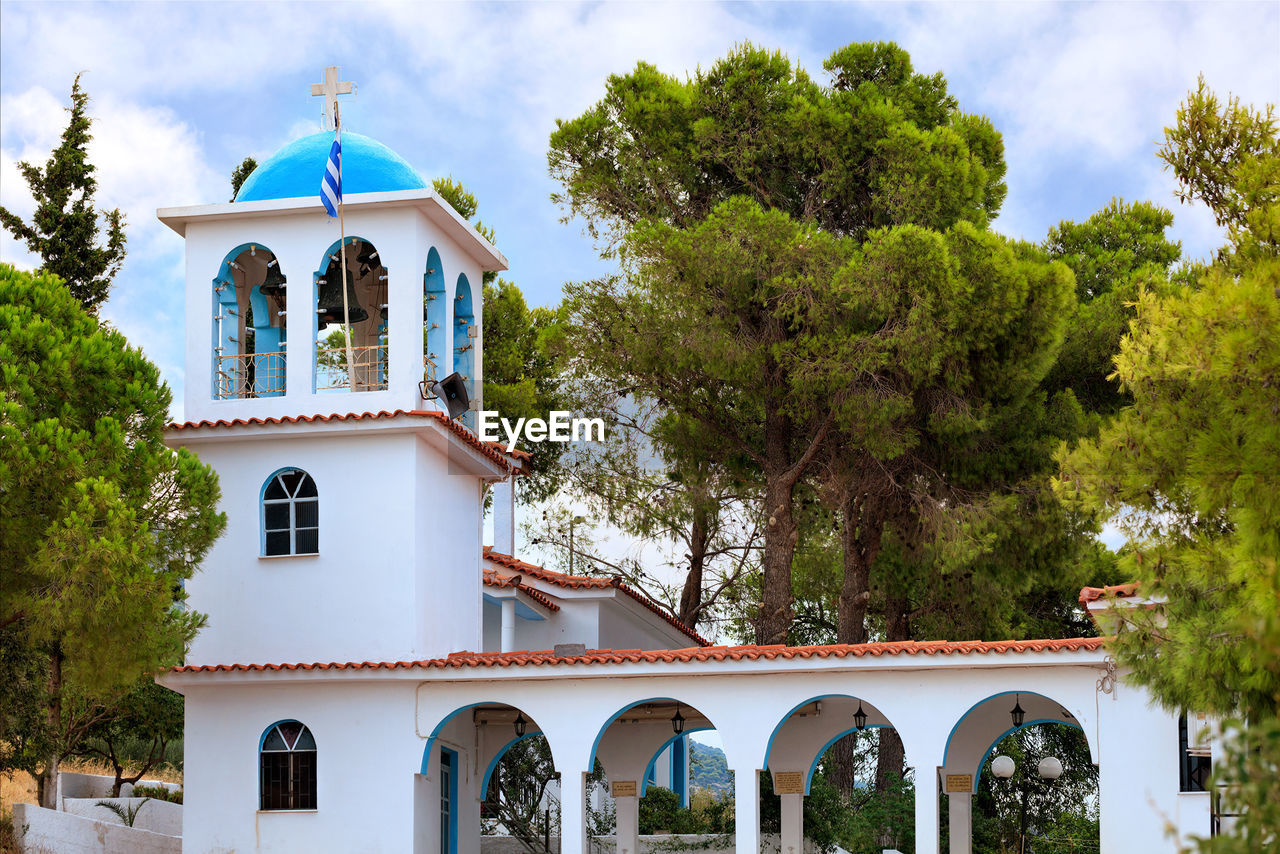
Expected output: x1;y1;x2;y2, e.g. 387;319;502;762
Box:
483;547;709;646
170;637;1107;675
483;569;561;612
1078;583;1141;607
167;409;512;471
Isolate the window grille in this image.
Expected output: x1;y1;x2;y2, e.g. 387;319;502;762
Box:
263;470;319;556
260;721;317;810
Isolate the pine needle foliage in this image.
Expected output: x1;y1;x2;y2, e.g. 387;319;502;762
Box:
0;75;126;315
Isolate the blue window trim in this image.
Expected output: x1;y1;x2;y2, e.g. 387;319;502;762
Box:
259;467;319;556
258;719;317;810
440;746;459;854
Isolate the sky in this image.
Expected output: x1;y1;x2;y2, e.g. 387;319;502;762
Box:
2;1;1278;575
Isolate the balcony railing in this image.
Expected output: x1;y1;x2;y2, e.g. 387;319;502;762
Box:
316;344;388;392
215;351;286;400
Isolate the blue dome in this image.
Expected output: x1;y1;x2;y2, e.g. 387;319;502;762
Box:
235;132;426;202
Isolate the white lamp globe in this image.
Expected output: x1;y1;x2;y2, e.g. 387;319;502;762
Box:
1037;757;1064;780
991;755;1016;779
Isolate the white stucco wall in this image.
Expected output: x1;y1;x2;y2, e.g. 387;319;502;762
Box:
176;426;482;666
174;195;488;425
180;681;423;854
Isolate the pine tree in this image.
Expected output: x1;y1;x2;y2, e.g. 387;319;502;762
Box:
0;74;126;315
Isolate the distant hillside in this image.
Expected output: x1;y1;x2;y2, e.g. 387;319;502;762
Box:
689;740;731;796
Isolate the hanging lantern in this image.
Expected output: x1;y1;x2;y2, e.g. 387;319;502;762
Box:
316;261;368;324
513;713;527;738
1010;694;1026;729
671;703;685;735
853;701;868;732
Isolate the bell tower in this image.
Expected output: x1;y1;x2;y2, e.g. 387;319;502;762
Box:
161;71;511;667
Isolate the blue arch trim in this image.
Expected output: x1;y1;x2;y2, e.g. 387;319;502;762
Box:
589;697;714;772
640;729;709;802
800;725;891;796
453;273;476;427
312;236;379;393
762;694;889;770
258;718;316;750
480;732;542;796
422;702;548;775
968;718;1084;794
941;691;1086;794
211;242;282;399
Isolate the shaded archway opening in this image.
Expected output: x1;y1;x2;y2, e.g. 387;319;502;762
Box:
763;694;915;854
954;722;1099;854
314;237;389;392
419;702;562;854
423;247;446;384
452;273;476;427
211;243;286;399
591;698;731;851
940;691;1097;854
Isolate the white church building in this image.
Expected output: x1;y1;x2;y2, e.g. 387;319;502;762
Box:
157;72;1219;854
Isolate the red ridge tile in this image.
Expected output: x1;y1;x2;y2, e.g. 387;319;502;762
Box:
167;410;512;471
171;636;1107;675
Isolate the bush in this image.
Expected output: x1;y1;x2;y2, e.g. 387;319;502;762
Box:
132;785;182;804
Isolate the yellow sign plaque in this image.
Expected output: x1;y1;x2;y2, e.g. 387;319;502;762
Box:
611;780;638;797
773;771;805;794
945;774;973;793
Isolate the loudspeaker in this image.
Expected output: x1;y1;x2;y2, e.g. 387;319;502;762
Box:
428;372;470;420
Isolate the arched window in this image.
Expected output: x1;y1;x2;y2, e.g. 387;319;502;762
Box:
211;243;286;400
260;720;317;810
314;237;388;392
262;469;318;556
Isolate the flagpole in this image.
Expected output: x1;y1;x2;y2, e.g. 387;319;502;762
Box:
334;101;357;391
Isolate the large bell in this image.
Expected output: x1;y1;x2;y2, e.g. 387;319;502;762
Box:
316;260;368;324
258;264;287;297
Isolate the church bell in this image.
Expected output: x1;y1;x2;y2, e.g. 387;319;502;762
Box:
316;260;368;324
258;264;287;297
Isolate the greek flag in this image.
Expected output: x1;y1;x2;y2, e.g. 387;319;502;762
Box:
320;131;341;217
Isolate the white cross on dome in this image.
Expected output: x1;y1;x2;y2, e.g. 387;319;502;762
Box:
310;66;355;131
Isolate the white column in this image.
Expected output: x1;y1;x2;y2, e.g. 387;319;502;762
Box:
780;792;804;854
500;598;516;653
492;477;515;554
915;767;940;854
560;769;587;854
734;767;759;854
615;793;640;854
947;792;971;854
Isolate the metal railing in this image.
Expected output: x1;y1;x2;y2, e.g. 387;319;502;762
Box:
215;351;286;399
315;344;388;392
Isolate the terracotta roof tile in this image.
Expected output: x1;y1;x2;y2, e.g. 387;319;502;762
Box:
1078;583;1141;607
171;636;1107;675
483;569;561;612
483;547;709;646
167;409;511;471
